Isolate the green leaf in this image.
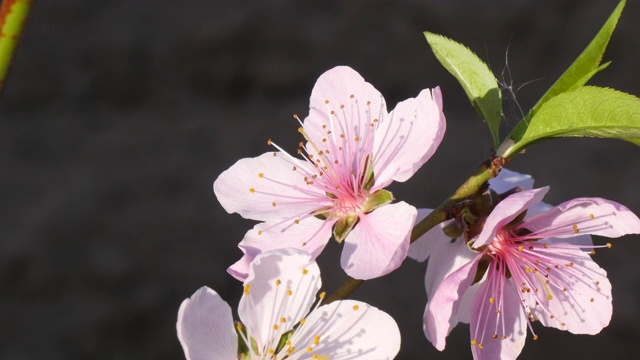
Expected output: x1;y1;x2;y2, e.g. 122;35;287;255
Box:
425;32;502;148
503;0;625;151
501;87;640;157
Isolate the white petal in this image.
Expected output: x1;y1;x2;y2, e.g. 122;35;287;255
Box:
372;87;446;187
407;208;443;262
214;152;327;222
473;187;549;249
488;168;534;194
340;202;416;280
305;66;386;149
227;217;333;281
177;287;238;360
288;300;401;360
529;247;612;335
469;281;527;360
238;249;322;351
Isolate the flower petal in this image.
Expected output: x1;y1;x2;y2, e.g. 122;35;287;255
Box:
287;300;401;360
407;208;445;262
469;281;527;360
305;66;386;147
420;235;478;341
488;168;534;194
238;249;322;352
473;187;550;249
227;217;333;281
372;87;446;187
424;254;481;351
519;197;640;239
214;152;327;222
528;246;612;335
340;202;417;280
177;287;238;360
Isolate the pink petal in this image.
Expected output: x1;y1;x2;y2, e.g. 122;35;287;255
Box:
420;235;478;337
288;300;401;359
424;255;481;351
177;287;237;360
469;281;527;360
304;66;386;148
372;87;446;187
238;249;322;350
213;152;327;222
340;202;417;280
407;208;444;262
519;197;640;239
473;187;549;249
528;246;612;335
487;168;534;194
227;217;333;281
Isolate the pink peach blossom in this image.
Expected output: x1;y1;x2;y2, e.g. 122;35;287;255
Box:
420;186;640;360
177;249;401;360
215;66;446;280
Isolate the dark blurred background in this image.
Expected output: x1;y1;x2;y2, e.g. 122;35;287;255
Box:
1;0;639;359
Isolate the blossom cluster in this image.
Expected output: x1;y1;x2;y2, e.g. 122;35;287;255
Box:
177;66;640;359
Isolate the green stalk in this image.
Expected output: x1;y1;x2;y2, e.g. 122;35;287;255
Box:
0;0;31;94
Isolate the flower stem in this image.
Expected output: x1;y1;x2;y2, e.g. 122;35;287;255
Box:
0;0;31;94
324;157;503;304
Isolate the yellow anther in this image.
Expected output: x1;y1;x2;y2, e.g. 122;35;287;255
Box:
561;322;566;327
353;305;359;311
273;324;279;330
354;137;360;142
543;244;548;249
572;224;579;233
275;279;281;286
589;213;595;219
294;219;300;224
249;188;255;193
314;335;321;345
307;346;313;353
493;334;498;339
272;202;277;207
302;268;308;275
258;230;263;235
287;290;293;296
533;335;539;341
471;340;477;346
590;298;595;302
319;291;326;299
489;297;495;304
366;100;371;105
267;139;272;145
292;166;297;171
324;99;329;104
607;243;612;248
243;285;251;295
258;173;264;178
300;318;306;324
478;343;484;349
280;317;286;323
525;267;531;273
518;245;523;252
595;280;600;285
340;104;345;109
547;294;553;300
